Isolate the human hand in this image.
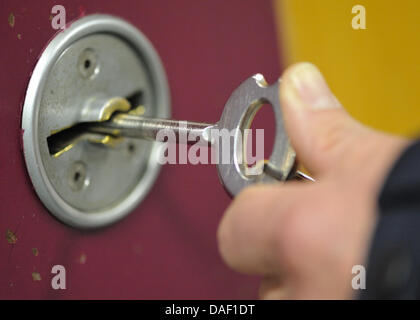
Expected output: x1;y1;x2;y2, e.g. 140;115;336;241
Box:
217;63;410;299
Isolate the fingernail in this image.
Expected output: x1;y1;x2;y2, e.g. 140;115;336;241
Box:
288;63;340;109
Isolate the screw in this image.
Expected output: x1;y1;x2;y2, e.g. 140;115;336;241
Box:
127;142;136;155
77;48;98;79
68;161;87;191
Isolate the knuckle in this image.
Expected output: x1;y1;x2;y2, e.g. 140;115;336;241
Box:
217;203;241;270
217;217;231;264
217;221;243;271
217;185;278;272
276;203;316;260
278;207;302;243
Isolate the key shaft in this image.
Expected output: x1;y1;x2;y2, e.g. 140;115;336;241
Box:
93;113;215;145
91;113;314;182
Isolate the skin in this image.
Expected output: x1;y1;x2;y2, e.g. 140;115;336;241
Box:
217;63;410;299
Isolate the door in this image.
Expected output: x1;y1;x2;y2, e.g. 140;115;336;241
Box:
0;0;283;299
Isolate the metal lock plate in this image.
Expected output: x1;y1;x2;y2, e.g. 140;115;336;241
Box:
21;15;170;228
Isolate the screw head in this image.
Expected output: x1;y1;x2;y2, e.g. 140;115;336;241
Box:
78;48;99;79
68;161;88;191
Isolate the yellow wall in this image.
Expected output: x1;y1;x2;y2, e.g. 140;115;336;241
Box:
274;0;420;137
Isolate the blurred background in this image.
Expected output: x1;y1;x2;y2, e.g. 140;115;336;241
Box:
0;0;419;299
276;0;420;137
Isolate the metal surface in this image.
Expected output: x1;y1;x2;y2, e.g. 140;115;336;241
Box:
216;74;296;196
21;14;170;228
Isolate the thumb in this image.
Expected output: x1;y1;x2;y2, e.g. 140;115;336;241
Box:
280;62;363;176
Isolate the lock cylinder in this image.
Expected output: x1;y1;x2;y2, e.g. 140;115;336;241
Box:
21;15;170;228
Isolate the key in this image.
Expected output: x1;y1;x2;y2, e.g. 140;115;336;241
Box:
48;74;314;196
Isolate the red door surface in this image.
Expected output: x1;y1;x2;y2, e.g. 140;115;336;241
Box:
0;0;282;299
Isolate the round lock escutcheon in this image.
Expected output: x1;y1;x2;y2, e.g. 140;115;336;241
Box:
21;14;170;228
